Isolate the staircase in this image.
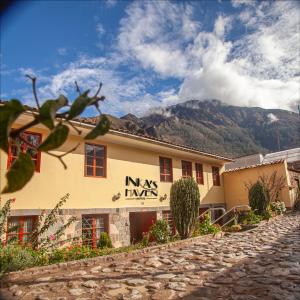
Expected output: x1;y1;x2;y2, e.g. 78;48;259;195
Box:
199;205;251;228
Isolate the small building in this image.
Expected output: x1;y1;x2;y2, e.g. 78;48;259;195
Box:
225;153;264;171
224;160;298;209
263;148;300;172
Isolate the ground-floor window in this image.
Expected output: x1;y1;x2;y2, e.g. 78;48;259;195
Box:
162;210;176;235
82;214;109;248
6;216;37;244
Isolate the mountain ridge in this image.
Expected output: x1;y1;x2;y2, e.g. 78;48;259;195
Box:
106;99;299;158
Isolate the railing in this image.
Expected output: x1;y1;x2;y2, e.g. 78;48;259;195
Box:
212;205;251;228
198;207;226;222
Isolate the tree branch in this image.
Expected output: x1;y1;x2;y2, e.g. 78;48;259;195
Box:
65;120;82;135
74;81;81;95
26;75;40;109
46;143;80;169
18;135;38;150
10;119;39;138
94;82;102;98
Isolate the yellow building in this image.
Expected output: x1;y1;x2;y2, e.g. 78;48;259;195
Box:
1;111;298;247
0;112;231;247
224;160;299;210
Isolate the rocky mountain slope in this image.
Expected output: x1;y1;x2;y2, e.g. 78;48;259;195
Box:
108;100;299;158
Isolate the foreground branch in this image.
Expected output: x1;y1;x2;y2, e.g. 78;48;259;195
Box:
46;143;80;169
26;75;40;109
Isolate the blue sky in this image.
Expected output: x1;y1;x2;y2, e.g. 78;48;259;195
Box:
1;0;299;117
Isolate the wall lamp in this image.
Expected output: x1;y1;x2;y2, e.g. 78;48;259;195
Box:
112;192;121;201
159;194;168;202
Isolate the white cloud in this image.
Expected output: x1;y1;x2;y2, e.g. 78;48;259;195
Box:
96;23;105;36
20;55;161;116
57;48;67;56
267;113;279;124
118;1;199;78
231;0;256;8
105;0;117;8
9;0;299;116
19;67;36;77
116;0;299;112
214;15;232;38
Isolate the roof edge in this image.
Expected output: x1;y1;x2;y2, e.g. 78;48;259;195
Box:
3;104;233;163
223;159;285;173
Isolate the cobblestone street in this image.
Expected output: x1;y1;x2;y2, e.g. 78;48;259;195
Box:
1;213;300;300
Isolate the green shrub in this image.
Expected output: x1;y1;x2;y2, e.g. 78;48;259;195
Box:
169;234;180;242
195;213;221;235
239;210;263;225
49;244;100;264
1;242;143;273
140;233;149;247
149;219;170;244
0;199;16;244
293;180;300;211
170;177;200;239
50;245;87;264
0;244;47;274
270;201;286;215
192;221;200;237
249;181;270;214
97;232;113;249
30;193;77;250
262;209;272;220
223;224;242;232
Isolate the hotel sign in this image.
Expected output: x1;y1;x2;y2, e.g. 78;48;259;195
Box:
125;176;158;200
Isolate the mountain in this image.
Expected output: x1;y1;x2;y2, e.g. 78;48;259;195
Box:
110;100;299;158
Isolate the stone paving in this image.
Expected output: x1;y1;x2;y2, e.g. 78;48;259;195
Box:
1;213;300;300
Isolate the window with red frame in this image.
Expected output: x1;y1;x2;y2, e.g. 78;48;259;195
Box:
6;216;37;244
195;163;204;184
159;157;173;182
7;132;41;172
85;143;106;177
162;210;176;235
212;166;221;186
82;215;108;248
182;160;192;178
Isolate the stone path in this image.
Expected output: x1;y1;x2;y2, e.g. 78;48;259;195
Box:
1;213;300;300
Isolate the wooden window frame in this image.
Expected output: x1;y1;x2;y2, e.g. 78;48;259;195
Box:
82;214;109;248
7;131;42;172
195;163;204;185
159;156;173;182
84;143;107;178
212;166;221;186
6;216;37;244
181;160;192;178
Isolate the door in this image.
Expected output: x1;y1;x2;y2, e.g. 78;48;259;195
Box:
129;211;157;243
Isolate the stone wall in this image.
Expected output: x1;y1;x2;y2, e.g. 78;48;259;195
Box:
40;213;82;247
109;209;130;247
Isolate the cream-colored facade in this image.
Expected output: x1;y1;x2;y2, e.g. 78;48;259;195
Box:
0;113;230;246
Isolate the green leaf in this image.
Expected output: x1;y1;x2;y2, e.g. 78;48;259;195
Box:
84;115;111;140
39;95;68;129
2;153;35;194
67;90;91;120
0;99;25;153
38;124;69;151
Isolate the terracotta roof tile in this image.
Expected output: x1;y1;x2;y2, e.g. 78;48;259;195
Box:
0;100;232;162
223;159;285;173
